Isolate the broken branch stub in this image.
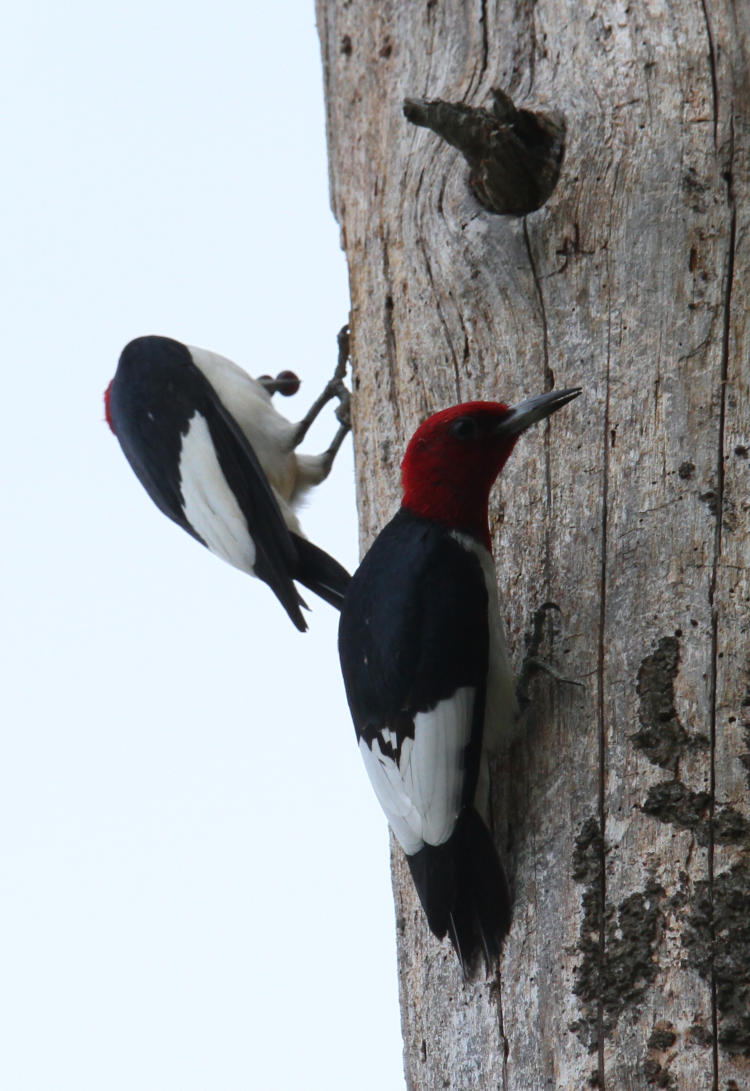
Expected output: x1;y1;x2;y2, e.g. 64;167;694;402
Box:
403;88;565;215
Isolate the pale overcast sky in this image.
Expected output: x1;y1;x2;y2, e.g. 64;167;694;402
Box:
2;3;404;1088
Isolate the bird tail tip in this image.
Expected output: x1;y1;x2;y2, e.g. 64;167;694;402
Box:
449;807;512;979
292;535;351;611
407;807;511;979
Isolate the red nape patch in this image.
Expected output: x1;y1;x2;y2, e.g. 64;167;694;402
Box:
103;381;115;433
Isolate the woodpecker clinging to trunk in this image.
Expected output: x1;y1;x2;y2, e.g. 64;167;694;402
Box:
105;333;352;631
338;389;581;976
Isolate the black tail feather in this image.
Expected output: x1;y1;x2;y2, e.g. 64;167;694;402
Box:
291;534;351;611
407;807;511;978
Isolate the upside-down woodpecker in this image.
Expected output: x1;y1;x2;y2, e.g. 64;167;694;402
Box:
338;389;581;975
105;334;351;631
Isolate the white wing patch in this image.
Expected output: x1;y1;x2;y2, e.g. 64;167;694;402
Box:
179;411;257;574
359;686;475;857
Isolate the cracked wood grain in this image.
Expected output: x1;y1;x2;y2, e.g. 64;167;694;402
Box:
708;172;734;1091
595;306;611;1091
316;0;750;1087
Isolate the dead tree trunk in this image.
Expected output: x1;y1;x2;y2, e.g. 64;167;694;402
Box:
316;2;749;1087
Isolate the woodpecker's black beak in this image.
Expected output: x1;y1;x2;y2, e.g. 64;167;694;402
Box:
496;387;582;438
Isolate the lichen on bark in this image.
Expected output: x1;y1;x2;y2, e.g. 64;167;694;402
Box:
571;816;665;1052
631;635;709;771
683;862;750;1056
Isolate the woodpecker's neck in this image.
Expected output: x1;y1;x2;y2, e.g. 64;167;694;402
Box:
401;471;499;551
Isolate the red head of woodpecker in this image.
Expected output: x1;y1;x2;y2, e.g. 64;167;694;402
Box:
105;334;351;631
338;387;581;976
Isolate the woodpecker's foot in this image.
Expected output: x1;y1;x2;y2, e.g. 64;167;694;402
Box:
293;323;352;447
293;376;345;447
335;383;351;429
315;381;351;476
403;88;565;216
516;603;583;709
522;657;585;688
336;324;350;379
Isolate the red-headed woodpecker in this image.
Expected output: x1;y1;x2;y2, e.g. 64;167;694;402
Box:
105;334;351;631
338;388;581;975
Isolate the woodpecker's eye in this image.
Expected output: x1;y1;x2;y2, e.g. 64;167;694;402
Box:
449;416;479;441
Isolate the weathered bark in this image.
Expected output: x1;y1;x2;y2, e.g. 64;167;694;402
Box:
316;2;749;1088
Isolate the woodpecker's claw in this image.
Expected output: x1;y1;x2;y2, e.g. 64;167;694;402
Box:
521;657;585;689
334;384;351;429
292;324;352;448
516;602;584;709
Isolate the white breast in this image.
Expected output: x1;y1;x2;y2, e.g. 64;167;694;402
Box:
449;532;518;825
449;532;517;746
